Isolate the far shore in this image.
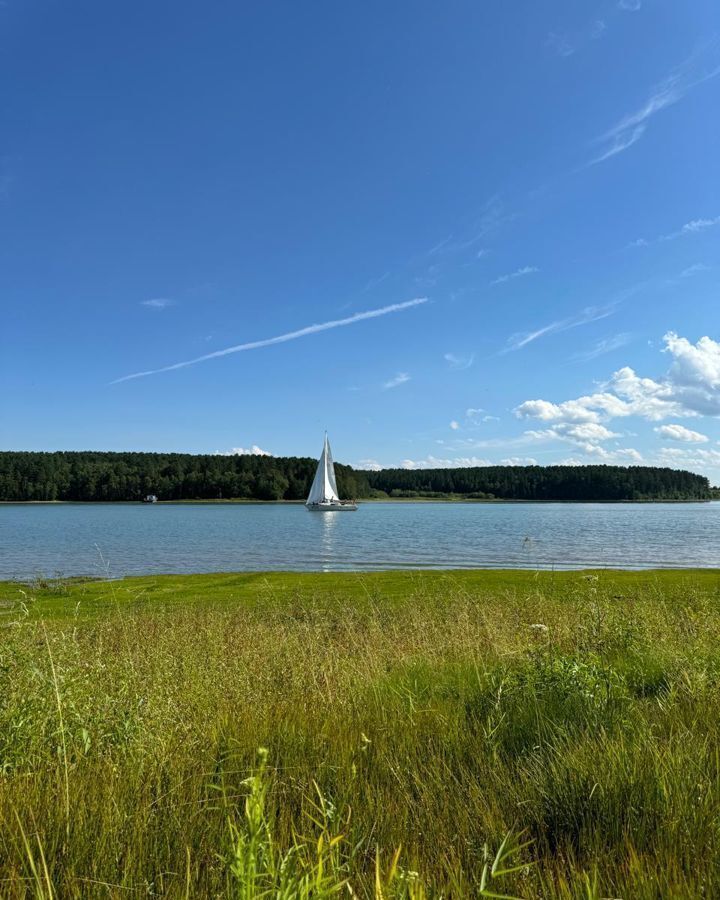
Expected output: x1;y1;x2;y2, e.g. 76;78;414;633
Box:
1;497;715;505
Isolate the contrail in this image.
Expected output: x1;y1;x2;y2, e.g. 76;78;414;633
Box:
111;297;429;383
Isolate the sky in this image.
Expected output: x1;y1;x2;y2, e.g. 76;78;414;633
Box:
1;1;720;482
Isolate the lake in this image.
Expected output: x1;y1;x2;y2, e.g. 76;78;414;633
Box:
1;501;719;580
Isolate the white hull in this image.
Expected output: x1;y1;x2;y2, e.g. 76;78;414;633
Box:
306;501;357;512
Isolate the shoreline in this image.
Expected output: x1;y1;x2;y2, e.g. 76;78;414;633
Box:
1;497;716;506
3;565;720;587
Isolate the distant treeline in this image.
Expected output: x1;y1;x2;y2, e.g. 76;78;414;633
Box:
0;451;368;502
366;465;711;501
0;451;712;502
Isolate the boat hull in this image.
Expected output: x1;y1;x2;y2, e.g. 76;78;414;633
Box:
306;502;358;512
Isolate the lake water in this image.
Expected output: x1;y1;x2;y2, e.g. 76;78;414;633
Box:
1;501;719;579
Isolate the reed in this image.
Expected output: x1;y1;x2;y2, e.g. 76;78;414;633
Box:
0;568;719;897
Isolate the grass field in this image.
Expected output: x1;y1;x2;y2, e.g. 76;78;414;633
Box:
1;568;720;898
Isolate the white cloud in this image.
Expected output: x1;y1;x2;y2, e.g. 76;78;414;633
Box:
559;423;620;441
504;303;616;352
678;263;710;279
515;330;720;426
450;420;460;430
465;408;500;425
491;265;539;286
654;424;709;443
500;457;539;466
220;445;273;457
401;455;492;470
560;448;644;464
656;447;720;476
444;352;475;370
525;422;621;454
666;217;720;239
524;422;644;460
113;297;428;383
573;333;632;362
383;372;411;390
608;366;689;419
618;0;641;11
589;47;720;165
664;332;720;390
142;298;174;310
635;216;720;246
516;398;603;424
356;459;383;471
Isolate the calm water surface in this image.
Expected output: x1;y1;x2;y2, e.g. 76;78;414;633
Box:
2;501;719;579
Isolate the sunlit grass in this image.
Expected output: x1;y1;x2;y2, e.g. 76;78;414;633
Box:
1;569;719;897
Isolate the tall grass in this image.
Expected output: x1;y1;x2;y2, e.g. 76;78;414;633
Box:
1;570;719;896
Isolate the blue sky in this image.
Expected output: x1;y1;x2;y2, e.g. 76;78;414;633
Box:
2;0;719;481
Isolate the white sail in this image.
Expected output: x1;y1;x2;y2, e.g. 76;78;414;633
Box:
306;434;340;505
325;437;339;498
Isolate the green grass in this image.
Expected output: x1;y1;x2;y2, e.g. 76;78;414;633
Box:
1;568;720;897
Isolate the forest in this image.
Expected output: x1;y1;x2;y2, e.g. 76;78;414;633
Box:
367;463;712;501
0;451;712;502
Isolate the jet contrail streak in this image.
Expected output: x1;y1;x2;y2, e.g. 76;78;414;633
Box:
111;297;429;384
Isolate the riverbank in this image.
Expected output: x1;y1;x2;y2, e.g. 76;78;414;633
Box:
2;568;720;897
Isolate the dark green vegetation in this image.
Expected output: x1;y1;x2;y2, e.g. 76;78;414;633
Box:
2;569;720;897
367;462;711;501
0;450;712;502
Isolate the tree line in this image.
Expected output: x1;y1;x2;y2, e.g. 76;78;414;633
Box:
366;464;711;501
0;451;369;502
0;451;712;502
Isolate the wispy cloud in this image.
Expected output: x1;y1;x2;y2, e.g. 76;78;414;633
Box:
546;32;575;58
141;298;174;310
589;43;720;165
618;0;641;10
630;215;720;247
678;263;711;279
425;196;512;261
444;352;475;370
113;298;428;384
491;265;539;286
504;304;616;353
383;372;411;390
661;217;720;241
362;271;390;293
546;14;607;59
573;332;632;362
428;235;454;255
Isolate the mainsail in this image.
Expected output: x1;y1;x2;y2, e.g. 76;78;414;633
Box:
306;434;340;505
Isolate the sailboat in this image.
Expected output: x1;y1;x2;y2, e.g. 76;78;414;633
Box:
306;434;358;511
